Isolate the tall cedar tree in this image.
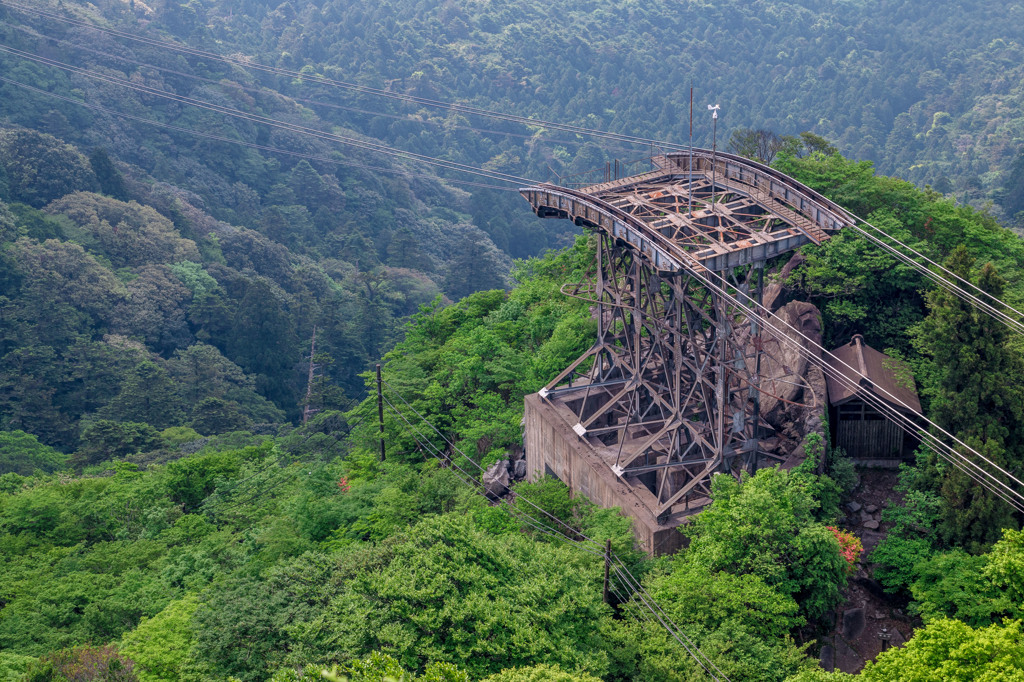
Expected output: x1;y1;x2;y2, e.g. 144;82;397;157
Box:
913;245;1024;550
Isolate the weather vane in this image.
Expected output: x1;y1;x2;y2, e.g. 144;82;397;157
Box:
709;104;721;211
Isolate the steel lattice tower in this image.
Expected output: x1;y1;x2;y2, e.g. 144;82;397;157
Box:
522;150;856;528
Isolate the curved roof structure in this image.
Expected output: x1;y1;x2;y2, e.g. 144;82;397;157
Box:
522;149;857;271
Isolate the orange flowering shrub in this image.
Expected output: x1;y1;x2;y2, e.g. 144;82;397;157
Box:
828;526;863;575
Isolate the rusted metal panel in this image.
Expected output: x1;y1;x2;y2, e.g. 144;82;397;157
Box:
520;152;851;528
526;150;853;272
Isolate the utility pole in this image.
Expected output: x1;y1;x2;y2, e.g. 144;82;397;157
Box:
302;326;317;424
603;539;612;605
708;104;721;211
376;363;386;461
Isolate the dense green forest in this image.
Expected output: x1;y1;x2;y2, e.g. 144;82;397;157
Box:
2;146;1024;680
2;0;1024;680
3;0;1024;244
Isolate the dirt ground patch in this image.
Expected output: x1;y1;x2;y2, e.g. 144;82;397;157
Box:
816;467;920;674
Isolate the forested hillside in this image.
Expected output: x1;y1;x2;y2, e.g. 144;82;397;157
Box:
2;0;1024;680
53;0;1024;224
2;146;1024;680
3;0;1024;249
0;124;453;449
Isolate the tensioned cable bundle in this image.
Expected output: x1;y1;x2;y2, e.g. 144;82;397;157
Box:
8;2;1024;342
8;0;1024;340
376;381;730;681
848;220;1024;338
5;22;641;158
0;75;517;192
4;0;1020;520
0;44;535;188
1;1;687;153
674;260;1024;514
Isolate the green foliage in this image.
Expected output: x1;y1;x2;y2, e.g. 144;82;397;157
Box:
97;362;187;431
909;248;1024;549
288;515;614;680
0;430;67;475
508;476;642;566
75;421;163;467
647;561;803;640
0;200;18;243
188;397;252;436
729;128;784;164
0;128;97;207
629;616;814;682
344;238;591;478
344;652;470;682
164;448;243;511
119;595;199;682
860;618;1024;681
45;193;200;269
909;528;1024;627
88;149;129;203
869;483;944;594
4;6;1024;674
0;652;36;682
682;468;847;621
480;664;601;682
158;427;202;447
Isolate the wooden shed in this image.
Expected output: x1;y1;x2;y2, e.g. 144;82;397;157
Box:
824;335;922;464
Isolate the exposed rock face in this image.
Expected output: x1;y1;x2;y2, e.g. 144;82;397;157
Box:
483;460;511;498
762;252;806;312
744;299;829;466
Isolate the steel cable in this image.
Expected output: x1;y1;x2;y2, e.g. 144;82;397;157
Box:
377;388;727;679
0;44;536;187
0;74;518;192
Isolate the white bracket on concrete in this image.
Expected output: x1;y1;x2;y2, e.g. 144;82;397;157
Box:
539;387;550;398
573;423;587;438
611;464;625;477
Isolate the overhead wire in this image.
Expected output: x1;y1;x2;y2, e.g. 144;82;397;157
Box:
847;219;1024;337
0;44;536;188
1;11;1014;673
4;21;642;157
8;0;1024;341
11;0;1024;343
4;0;1018;533
381;378;613;550
376;382;728;680
726;283;1024;511
0;74;517;192
671;256;1024;513
379;392;607;561
1;0;689;153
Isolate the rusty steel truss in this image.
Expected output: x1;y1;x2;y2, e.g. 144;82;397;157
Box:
522;149;856;521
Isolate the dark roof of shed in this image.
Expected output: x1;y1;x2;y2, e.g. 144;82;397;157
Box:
824;335;922;414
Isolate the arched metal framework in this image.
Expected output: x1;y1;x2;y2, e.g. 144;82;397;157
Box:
522;150;856;520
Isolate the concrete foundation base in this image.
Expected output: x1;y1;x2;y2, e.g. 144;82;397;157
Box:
524;393;701;556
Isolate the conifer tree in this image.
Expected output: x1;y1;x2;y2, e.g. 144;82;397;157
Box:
912;245;1024;550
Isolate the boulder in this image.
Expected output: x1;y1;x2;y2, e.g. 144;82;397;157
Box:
819;643;835;672
513;458;527;480
842;607;866;640
762;252;806;312
749;300;826;437
483;459;511;499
